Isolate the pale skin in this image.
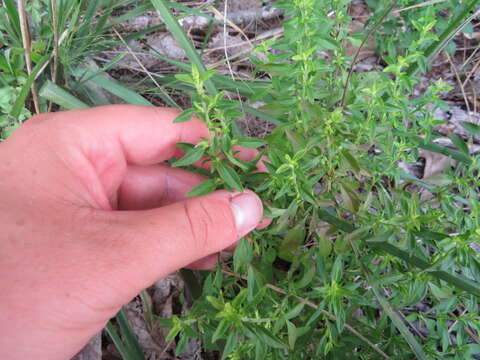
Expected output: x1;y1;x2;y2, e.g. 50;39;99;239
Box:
0;105;267;359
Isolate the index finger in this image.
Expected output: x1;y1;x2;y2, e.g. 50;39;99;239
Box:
45;105;209;165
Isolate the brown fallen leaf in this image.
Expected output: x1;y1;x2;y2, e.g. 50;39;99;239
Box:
420;149;454;179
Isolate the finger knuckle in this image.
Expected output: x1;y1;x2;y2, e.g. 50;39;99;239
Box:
183;199;217;251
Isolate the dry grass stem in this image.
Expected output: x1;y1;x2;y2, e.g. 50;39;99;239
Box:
18;0;40;114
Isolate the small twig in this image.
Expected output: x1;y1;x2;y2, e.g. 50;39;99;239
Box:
220;1;235;81
112;28;176;107
221;268;391;359
340;1;398;109
34;29;68;81
49;0;59;112
158;339;175;358
50;0;59;84
18;0;40;114
466;326;480;344
392;0;447;14
445;52;471;118
398;310;426;340
210;6;253;49
446;307;480;344
462;55;480;88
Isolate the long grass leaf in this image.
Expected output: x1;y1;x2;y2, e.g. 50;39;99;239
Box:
366;234;480;297
347;236;428;359
3;0;22;45
78;70;153;106
317;208;355;232
394;130;472;164
149;0;217;96
241;104;284;126
407;0;480;76
105;321;137;360
370;285;428;360
146;49;271;97
10;54;50;119
116;308;145;359
39;81;89;109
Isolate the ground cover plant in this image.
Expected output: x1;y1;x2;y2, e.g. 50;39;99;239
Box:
1;0;480;359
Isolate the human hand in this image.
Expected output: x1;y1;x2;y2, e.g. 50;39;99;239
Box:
0;105;265;359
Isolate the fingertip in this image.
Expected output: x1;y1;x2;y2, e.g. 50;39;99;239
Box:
230;190;264;237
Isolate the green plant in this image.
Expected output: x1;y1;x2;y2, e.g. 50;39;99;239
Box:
0;0;160;138
155;1;480;359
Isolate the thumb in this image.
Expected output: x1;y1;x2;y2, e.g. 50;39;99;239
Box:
92;190;263;293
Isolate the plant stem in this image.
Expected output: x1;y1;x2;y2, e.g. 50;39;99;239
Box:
340;1;398;109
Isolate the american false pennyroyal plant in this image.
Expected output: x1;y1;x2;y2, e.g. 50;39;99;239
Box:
158;0;480;359
159;0;480;358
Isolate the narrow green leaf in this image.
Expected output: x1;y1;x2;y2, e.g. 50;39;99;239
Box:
286;320;298;350
174;109;195;123
39;81;89;110
394;130;472;164
78;70;153;106
366;233;480;297
242;104;284;126
370;285;428;360
172;146;205;167
237;137;266;149
407;0;480;76
341;149;361;173
234;238;253;271
460;121;480;136
222;331;237;360
317;208;355;233
105;321;138;360
212;319;230;343
331;256;344;283
186;178;217;197
175;333;189;356
246;324;287;349
116;308;145;359
318;234;333;258
10;54;50;118
278;228;305;262
215;162;243;190
449;133;470;156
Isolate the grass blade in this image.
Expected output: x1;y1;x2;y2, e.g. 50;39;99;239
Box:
317;208;355;233
105;321;137;359
370;285;428;360
145;50;271;98
10;54;50;119
116;308;145;359
394;130;472;164
105;308;145;360
3;0;22;45
149;0;217;96
77;69;153;106
347;236;428;359
407;0;480;76
241;104;284;126
39;81;89;109
366;233;480;297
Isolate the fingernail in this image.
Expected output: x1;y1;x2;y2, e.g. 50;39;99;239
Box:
230;191;263;237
